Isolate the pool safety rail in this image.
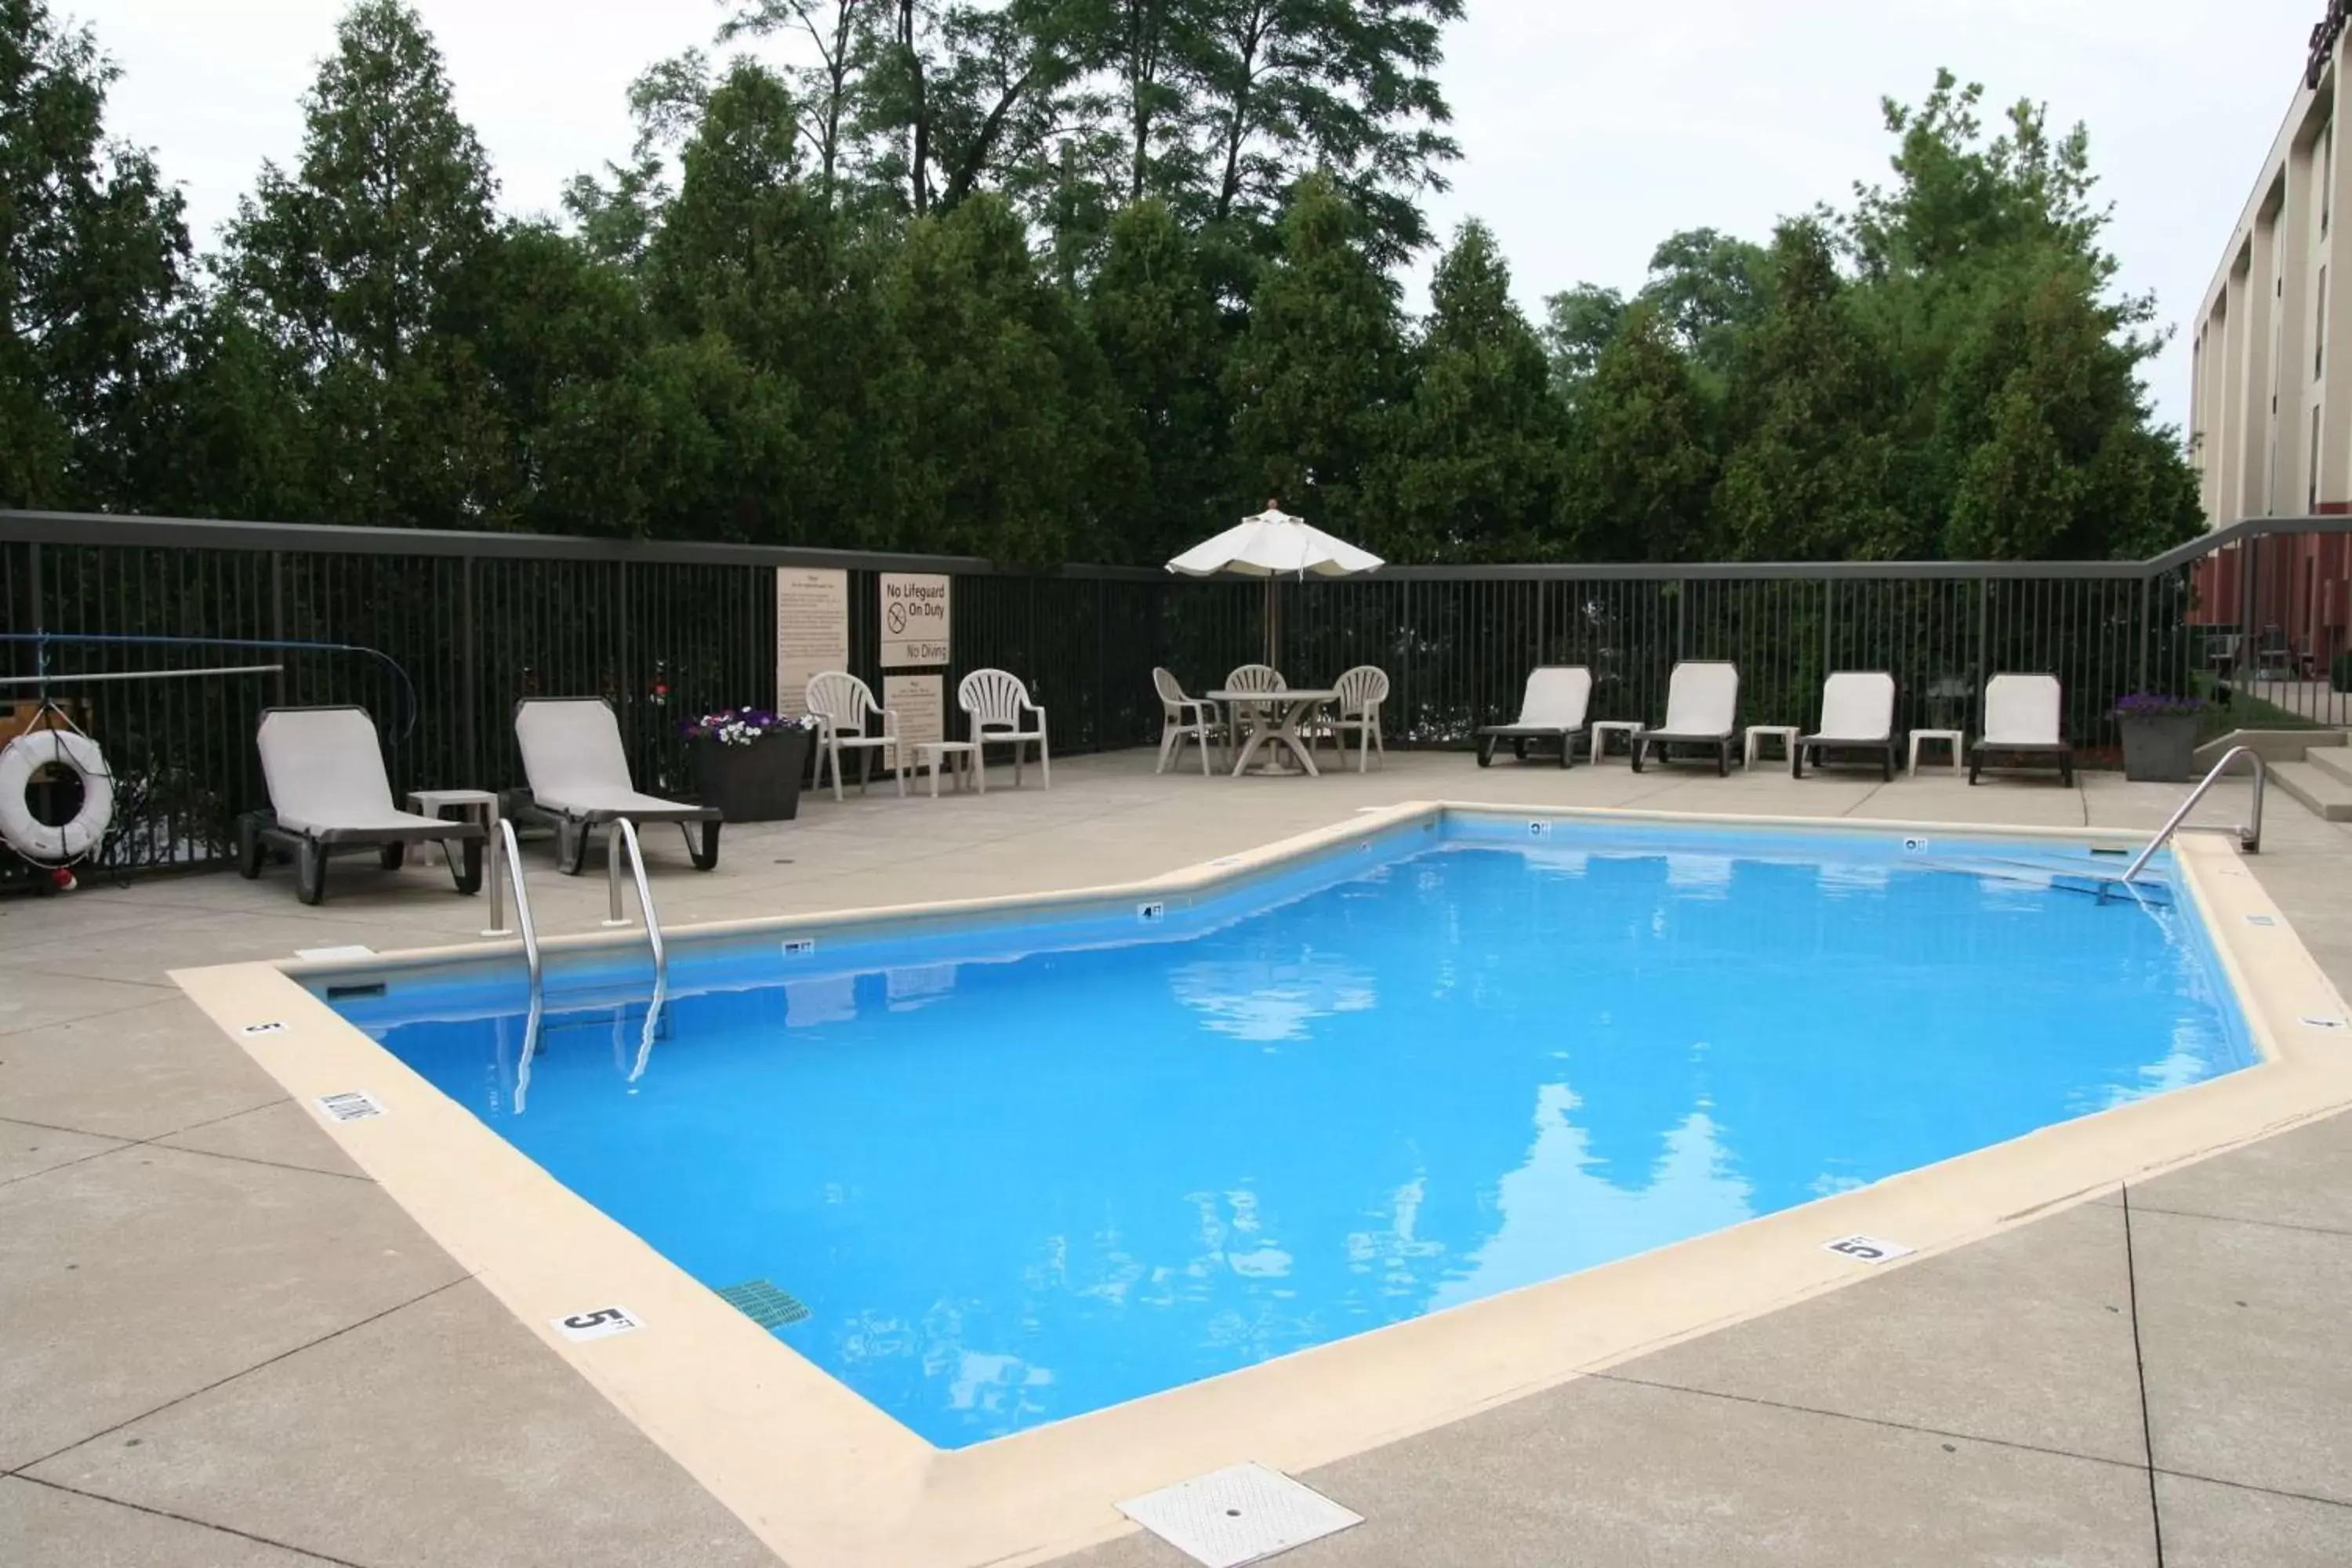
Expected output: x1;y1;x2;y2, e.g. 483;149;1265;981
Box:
603;818;670;1076
2118;746;2267;889
6;507;2351;880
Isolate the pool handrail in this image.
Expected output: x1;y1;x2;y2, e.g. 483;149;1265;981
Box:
603;818;669;1078
2117;745;2264;887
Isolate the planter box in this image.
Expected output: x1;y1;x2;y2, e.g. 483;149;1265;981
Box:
692;728;813;822
2118;714;2198;783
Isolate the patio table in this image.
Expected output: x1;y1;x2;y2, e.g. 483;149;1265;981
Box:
1207;688;1338;778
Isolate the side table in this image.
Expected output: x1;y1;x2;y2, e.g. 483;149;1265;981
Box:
1744;724;1801;768
1907;729;1965;776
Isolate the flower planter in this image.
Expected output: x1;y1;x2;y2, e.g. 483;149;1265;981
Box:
2118;713;2198;783
693;727;813;822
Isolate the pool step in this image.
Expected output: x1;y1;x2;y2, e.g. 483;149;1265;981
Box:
2307;745;2352;788
2272;758;2352;821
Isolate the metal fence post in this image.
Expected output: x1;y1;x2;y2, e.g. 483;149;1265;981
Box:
269;554;287;706
459;557;479;790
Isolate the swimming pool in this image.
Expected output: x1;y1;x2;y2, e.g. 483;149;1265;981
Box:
326;816;2254;1449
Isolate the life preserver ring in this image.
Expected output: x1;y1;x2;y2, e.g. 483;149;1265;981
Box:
0;730;114;864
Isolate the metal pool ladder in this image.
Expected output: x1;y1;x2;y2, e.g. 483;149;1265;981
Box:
2113;745;2266;892
495;818;543;1009
602;819;670;1076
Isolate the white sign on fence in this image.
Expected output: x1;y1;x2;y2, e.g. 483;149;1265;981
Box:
886;673;946;770
880;573;952;668
775;568;849;717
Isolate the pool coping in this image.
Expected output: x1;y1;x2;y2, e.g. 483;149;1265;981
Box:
169;801;2352;1568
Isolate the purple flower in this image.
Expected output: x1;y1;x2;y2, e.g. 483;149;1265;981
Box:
2111;692;2206;720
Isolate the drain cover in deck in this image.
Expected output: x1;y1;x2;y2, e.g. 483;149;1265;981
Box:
713;1279;811;1329
1116;1462;1362;1566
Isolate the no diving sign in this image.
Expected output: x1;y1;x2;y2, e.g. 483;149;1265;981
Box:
880;573;951;668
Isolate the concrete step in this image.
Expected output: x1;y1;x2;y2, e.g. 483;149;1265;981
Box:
2308;746;2352;788
2270;759;2352;821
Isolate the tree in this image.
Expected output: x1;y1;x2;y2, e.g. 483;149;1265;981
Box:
1539;283;1624;408
0;0;194;509
1187;0;1464;266
1711;219;1905;560
219;0;510;528
1223;174;1406;538
1847;70;2200;558
870;193;1123;561
1088;198;1228;564
1639;227;1766;383
1385;220;1561;561
1563;302;1716;562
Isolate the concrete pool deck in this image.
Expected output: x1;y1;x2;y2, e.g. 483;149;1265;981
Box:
5;748;2350;1566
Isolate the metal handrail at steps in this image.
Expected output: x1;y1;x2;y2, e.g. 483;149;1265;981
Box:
495;818;543;1013
2115;746;2266;891
603;818;670;1076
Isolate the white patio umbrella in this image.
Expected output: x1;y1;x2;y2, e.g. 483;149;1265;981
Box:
1167;502;1384;664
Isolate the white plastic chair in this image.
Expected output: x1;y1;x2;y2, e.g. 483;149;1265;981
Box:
804;672;903;800
1792;671;1896;780
1221;663;1287;750
958;668;1050;788
1316;665;1388;773
1154;667;1224;775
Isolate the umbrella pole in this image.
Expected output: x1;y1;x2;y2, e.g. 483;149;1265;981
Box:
1264;576;1279;667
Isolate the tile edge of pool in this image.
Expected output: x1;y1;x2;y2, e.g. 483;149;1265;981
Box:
167;811;2352;1568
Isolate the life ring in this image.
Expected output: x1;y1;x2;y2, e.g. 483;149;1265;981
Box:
0;730;114;864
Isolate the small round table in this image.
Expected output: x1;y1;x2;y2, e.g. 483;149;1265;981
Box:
1207;690;1338;777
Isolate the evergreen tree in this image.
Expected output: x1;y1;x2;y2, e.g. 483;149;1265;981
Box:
1386;220;1561;561
1088;198;1229;564
1223;173;1405;539
872;192;1122;561
0;0;194;509
1564;302;1716;562
219;0;510;528
1712;219;1906;560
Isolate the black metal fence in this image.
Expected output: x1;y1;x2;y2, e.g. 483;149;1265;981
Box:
2;510;2346;879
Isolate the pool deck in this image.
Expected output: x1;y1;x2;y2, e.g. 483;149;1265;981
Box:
4;747;2350;1567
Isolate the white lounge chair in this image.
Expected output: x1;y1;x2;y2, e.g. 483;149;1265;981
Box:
1154;667;1225;775
238;705;485;905
514;697;721;874
1969;673;2074;786
1631;662;1740;776
805;672;904;801
1315;665;1388;773
1476;666;1592;768
1792;671;1897;781
959;668;1050;788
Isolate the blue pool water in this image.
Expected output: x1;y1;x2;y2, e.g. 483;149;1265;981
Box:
332;820;2254;1448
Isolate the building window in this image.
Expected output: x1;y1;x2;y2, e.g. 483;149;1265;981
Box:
2328;120;2339;238
2320;267;2330;381
2311;403;2324;511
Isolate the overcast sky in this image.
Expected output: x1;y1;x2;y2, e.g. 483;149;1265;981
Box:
67;0;2325;433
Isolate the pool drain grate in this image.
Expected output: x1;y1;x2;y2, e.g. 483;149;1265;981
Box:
714;1279;811;1329
1117;1462;1363;1567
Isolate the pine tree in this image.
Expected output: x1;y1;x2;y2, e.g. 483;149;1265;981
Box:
1223;174;1405;540
1386;220;1562;561
0;0;194;508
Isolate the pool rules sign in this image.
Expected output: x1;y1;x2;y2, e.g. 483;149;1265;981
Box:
880;573;951;766
880;574;951;669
